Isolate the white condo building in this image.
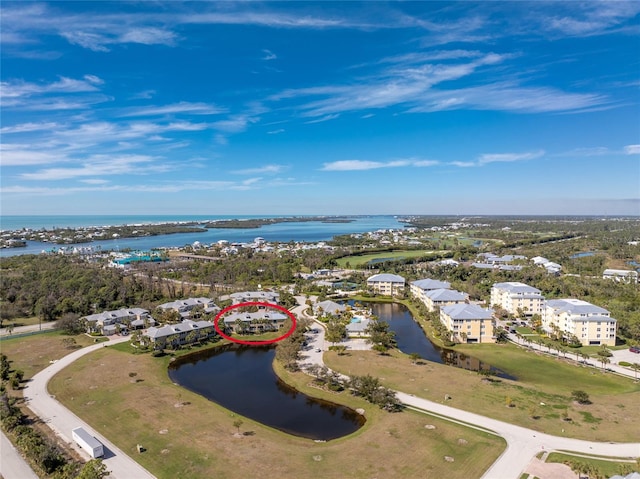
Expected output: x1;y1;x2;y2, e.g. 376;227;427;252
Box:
367;273;405;296
409;278;451;304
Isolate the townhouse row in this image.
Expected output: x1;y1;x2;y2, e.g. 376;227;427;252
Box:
80;291;286;348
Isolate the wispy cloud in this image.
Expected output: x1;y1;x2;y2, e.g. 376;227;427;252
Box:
0;122;61;134
624;144;640;155
120;102;224;117
304;114;340;124
267;129;285;134
0;147;67;166
479;150;545;165
450;150;545;168
232;164;286;175
1;75;103;99
262;49;277;60
19;154;170;180
321;159;438;171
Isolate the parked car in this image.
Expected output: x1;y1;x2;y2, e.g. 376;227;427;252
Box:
629;346;640;353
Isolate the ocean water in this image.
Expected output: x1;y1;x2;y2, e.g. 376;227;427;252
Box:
0;215;406;257
0;215;285;231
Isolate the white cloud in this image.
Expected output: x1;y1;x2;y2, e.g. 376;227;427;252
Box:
262;49;277;60
232;164;286;175
120;102;224;117
267;129;285;134
119;27;177;46
0;122;61;134
450;161;476;168
450;150;545;168
321;159;438;171
304;114;340;124
0;76;102;99
213;115;259;133
478;150;544;165
79;179;110;185
0;148;67;166
624;144;640;155
20;154;170;180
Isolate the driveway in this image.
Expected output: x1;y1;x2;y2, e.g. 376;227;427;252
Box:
23;336;157;479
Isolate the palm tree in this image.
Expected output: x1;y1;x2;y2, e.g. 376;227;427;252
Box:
600;356;610;372
631;363;640;381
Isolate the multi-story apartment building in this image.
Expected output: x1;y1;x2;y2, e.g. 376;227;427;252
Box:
367;273;405;296
543;298;617;346
440;303;495;344
423;288;468;312
490;282;545;317
409;278;451;304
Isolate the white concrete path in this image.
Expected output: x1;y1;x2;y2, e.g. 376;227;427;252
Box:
22;336;156;479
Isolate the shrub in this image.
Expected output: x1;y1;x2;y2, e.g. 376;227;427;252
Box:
571;390;591;404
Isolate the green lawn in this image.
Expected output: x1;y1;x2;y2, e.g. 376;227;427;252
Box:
335;250;441;268
453;343;635;395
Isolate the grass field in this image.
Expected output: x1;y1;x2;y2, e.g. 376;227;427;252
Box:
0;331;101;379
325;346;640;442
546;452;637;477
335;250;441;268
48;345;505;479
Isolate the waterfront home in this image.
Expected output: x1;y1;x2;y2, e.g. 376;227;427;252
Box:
440;303;495;344
82;308;153;334
543;299;617;346
490;282;545;317
144;319;216;347
366;273;405;296
603;269;638;284
423;288;468;312
314;300;346;317
222;311;287;334
230;291;280;305
409;278;451;304
157;297;220;319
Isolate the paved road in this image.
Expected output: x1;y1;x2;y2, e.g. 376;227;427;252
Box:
23;336;156;479
294;296;640;479
507;333;639;380
0;321;56;337
0;430;39;479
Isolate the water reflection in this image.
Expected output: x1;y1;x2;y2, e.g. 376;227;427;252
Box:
168;344;364;440
352;301;517;380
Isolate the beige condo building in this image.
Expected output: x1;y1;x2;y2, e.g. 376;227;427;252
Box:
440;303;495;344
490;281;544;317
543;298;617;346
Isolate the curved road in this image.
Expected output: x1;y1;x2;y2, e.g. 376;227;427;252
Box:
293;296;640;479
19;298;640;479
23;336;156;479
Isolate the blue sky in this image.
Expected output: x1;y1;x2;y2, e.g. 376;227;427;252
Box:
1;1;639;216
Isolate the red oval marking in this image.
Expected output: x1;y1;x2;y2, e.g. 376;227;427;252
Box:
213;301;297;345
